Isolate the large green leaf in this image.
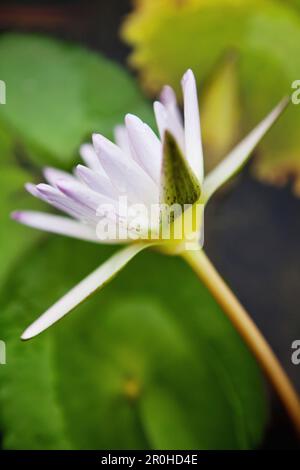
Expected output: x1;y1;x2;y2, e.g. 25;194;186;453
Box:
0;238;267;449
122;0;300;194
0;34;153;168
0;166;44;286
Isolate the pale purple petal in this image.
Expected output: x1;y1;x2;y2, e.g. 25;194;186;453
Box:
56;179;116;216
25;182;41;198
25;183;87;221
181;69;203;182
36;183;97;223
75;164;117;198
43;167;77;187
21;243;149;340
11;210;100;242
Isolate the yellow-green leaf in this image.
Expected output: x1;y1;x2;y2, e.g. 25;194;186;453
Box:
201;54;241;173
122;0;300;194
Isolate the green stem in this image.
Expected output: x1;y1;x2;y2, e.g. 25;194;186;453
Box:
182;248;300;436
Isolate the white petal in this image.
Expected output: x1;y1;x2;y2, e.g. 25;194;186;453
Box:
181;69;203;182
93;133;158;204
203;98;289;203
125;113;162;182
79;143;107;177
75;165;116;198
43;167;77;187
21;243;149;340
154;101;185;153
160;85;178;108
160;85;185;149
154;100;167;139
11;210;100;242
114;125;132;158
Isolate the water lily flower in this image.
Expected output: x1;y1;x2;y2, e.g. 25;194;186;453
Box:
12;69;287;340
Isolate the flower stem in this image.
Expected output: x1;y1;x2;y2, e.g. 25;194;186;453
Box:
182;248;300;435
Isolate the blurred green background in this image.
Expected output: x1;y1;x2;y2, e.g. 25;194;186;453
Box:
0;0;299;450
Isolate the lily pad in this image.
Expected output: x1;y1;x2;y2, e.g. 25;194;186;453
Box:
0;161;44;285
0;238;267;449
0;34;153;168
